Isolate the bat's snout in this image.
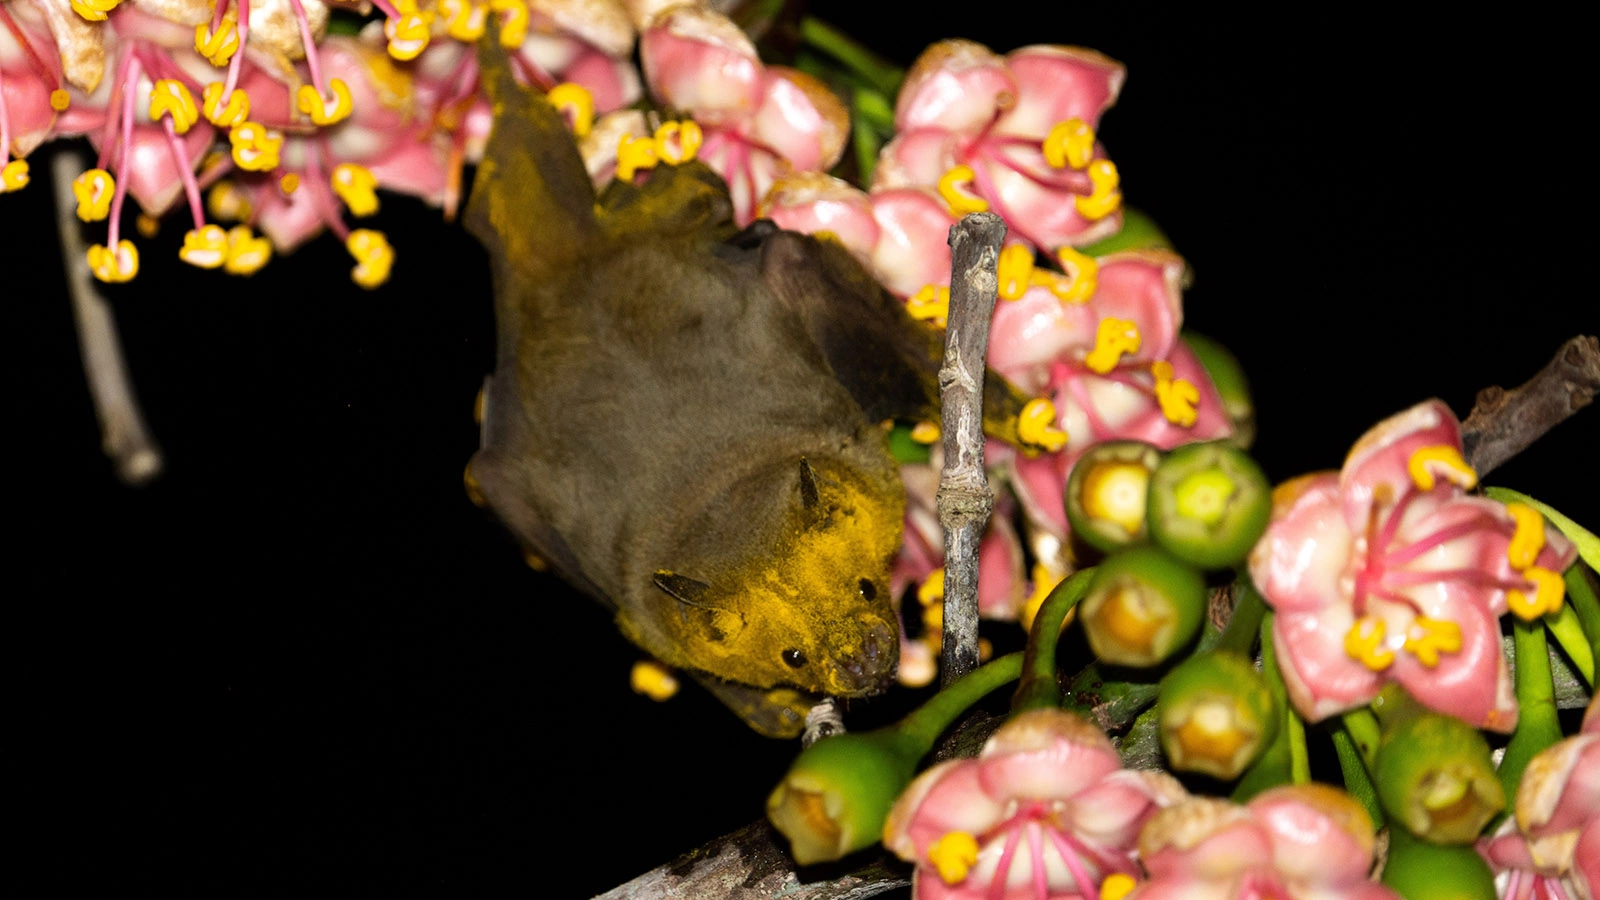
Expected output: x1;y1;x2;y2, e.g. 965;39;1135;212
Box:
826;616;898;696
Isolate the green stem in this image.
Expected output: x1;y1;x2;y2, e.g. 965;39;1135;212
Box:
1214;578;1266;656
797;17;905;98
1341;708;1382;770
1012;569;1096;714
1233;611;1294;801
1546;602;1595;686
1331;726;1384;826
850;89;892;184
1287;701;1310;784
1566;564;1600;675
896;651;1023;749
1498;618;1564;806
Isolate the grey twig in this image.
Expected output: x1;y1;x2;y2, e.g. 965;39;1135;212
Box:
1461;335;1599;478
51;146;162;485
936;212;1007;687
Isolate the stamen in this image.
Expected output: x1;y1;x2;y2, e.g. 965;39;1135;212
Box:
1043;826;1102;900
202;82;251;127
1380;512;1503;568
1407;445;1478;492
1042;118;1095;170
489;0;530;48
1401;616;1462;667
996;244;1035;300
50;90;69;111
909;421;940;443
72;169;115;221
937;164;989;216
440;0;488;41
1100;874;1138;900
0;162;27;193
69;0;120;22
1083;317;1140;374
1051;246;1098;302
207;180;253;222
279;173;299;194
149;79;200;134
1017;397;1068;453
332;163;380;216
104;55;143;251
1344;616;1396;671
906;284;950;328
1505;503;1547;570
927;831;979;884
628;660;680;701
218;0;251;102
1151;359;1199;426
615;133;659;181
1075;159;1120;220
346;229;395;288
546;83;594;137
286;0;352;126
87;240;139;283
195;19;241;67
223;225;272;275
156;116;207;230
179;224;230;269
989;822;1023;900
1027;821;1049;900
228;121;284;171
1508;567;1566;621
916;568;944;606
654;120;702;164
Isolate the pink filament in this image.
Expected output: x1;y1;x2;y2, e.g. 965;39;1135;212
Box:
105;56;143;249
1382;514;1505;568
221;0;251;103
1044;825;1102;899
158;116;206;228
1027;821;1049;900
286;0;328;99
989;823;1024;900
303;138;349;241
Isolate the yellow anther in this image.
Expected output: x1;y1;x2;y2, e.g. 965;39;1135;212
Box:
347;229;395;289
135;214;160;238
909;421;940;444
385;0;434;60
1152;359;1200;427
194;21;240;66
629;660;680;701
1343;616;1395;671
1075;158;1121;221
296;78;353;126
178;224;230;269
1042;117;1095;170
332;163;380;216
1084;317;1140;374
1407;445;1478;493
996;244;1035;300
149;79;200;134
228;121;283;172
69;0;119;22
1020;564;1076;635
72;169;114;220
440;0;488;41
1100;874;1138;900
917;568;945;607
906;284;950;328
1508;567;1566;621
937;164;988;217
50;90;70;112
547;83;595;138
1505;502;1547;571
654;120;703;164
200;82;250;127
223;226;272;275
1;159;30;192
1018;397;1068;453
206;180;252;223
489;0;529;47
1402;616;1463;668
927;831;979;885
1052;246;1099;303
279;173;299;194
87;239;139;283
615;133;659;182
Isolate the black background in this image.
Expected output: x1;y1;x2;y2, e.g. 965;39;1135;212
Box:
10;5;1596;897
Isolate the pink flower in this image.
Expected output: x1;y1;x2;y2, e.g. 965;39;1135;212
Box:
639;4;847;223
1247;400;1576;731
874;40;1126;253
884;707;1186;900
1131;784;1400;900
1478;696;1600;900
988;251;1233;540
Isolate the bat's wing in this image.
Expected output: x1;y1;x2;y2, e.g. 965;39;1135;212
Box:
755;229;1035;446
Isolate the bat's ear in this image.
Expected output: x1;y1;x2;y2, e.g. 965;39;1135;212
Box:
464;33;601;289
797;457;823;521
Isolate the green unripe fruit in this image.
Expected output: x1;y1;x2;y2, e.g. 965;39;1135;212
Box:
1064;441;1165;555
1157;650;1279;780
1147;440;1271;569
1382;826;1497;900
1375;713;1505;844
1080;545;1206;667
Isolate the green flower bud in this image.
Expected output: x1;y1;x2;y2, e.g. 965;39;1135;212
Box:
1065;441;1165;555
1375;712;1505;844
1180;332;1254;449
1146;440;1271;570
767;729;924;865
1157;650;1279;779
1381;826;1497;900
1081;545;1206;667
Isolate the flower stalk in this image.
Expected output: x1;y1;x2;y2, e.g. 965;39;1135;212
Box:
1011;567;1095;713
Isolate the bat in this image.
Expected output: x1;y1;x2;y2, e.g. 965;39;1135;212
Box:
461;38;1031;738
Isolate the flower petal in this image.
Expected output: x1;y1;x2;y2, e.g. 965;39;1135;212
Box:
894;39;1015;135
1340;399;1464;529
992;45;1125;139
752;67;847;172
639;5;762;123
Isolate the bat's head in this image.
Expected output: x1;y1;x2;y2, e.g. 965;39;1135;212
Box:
627;456;904;727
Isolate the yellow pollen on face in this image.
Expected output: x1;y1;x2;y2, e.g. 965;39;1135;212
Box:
178;224;230;269
654;120;702;164
996;244;1035;300
1051;246;1099;303
546;83;595;138
50;89;71;112
1018;397;1068;453
937;165;988;217
629;660;680;701
927;831;980;885
1152;360;1200;427
615;133;659;181
1344;616;1395;671
906;284;950;328
1505;503;1547;570
1508;567;1566;621
72;169;115;221
1080;461;1149;536
1076;159;1121;220
149;79;200;134
1406;445;1477;492
1084;317;1140;374
1402;616;1462;668
1043;118;1096;170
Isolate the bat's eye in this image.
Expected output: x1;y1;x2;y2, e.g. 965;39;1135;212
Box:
782;648;808;668
858;579;877;602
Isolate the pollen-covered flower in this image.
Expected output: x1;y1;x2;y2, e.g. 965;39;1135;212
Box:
873;39;1127;253
638;4;847;223
1247;399;1577;731
883;707;1186;900
1130;784;1400;900
1478;695;1600;900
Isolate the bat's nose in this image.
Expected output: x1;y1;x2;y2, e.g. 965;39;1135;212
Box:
828;616;898;695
